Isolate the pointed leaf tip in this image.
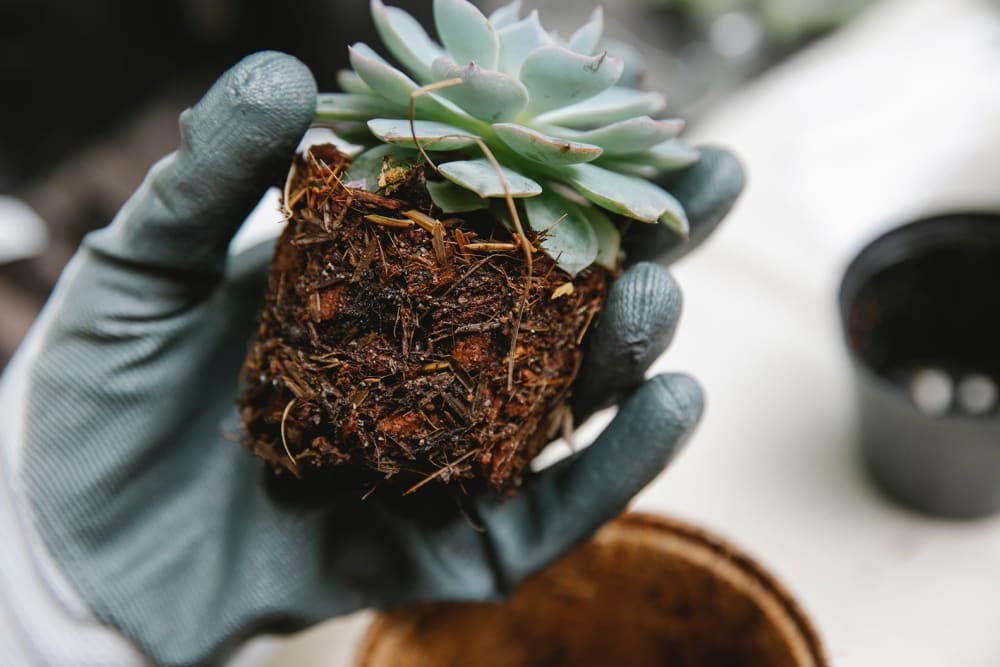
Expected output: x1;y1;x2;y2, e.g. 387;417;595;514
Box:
568;7;604;54
640;139;701;171
348;43;415;106
659;197;690;238
367;118;476;151
371;0;445;84
563;162;681;223
488;0;522;29
496;10;553;76
348;44;469;123
434;0;499;70
520;47;624;116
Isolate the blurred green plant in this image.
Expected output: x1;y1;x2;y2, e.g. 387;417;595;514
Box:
650;0;873;46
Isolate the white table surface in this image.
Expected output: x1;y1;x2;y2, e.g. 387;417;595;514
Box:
640;2;1000;664
250;1;1000;664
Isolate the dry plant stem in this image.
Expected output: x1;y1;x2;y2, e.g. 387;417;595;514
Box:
239;145;609;493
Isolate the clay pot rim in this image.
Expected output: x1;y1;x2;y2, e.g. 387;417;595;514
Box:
354;511;827;667
617;512;827;666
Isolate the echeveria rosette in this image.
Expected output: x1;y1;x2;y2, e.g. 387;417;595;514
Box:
316;0;700;275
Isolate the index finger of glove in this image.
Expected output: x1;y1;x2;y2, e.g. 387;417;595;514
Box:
476;372;703;591
571;262;681;420
88;51;316;277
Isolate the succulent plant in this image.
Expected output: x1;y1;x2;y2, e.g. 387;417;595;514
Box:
240;0;706;493
316;0;699;275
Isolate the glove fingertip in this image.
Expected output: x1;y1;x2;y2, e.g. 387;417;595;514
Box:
608;262;681;343
181;51;318;168
645;372;705;439
99;52;318;274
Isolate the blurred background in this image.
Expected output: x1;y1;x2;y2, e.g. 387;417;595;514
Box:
5;1;1000;665
0;0;425;368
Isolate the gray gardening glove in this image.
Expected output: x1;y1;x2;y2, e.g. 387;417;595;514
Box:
10;52;742;666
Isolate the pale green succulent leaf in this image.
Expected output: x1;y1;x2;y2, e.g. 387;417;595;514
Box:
348;44;419;106
592;159;659;179
427;179;490;213
658;193;690;238
439;159;542;197
492;123;603;165
336;69;374;95
557;116;684;155
633;139;702;170
495;11;554;76
582;205;621;269
488;0;522;29
524;190;599;275
348;44;470;122
520;47;623;116
431;58;528;122
434;0;499;70
367;118;477;150
534;86;667;128
371;0;445;83
316;93;406;121
349;42;393;69
567;8;604;54
562;163;679;223
344;144;420;191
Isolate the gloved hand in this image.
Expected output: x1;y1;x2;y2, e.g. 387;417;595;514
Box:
1;52;743;666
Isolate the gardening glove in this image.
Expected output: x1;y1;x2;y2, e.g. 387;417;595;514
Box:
0;51;743;667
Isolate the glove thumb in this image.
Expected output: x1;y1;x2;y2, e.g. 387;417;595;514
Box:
94;51;317;276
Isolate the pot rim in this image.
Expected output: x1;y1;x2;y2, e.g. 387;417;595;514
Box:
837;211;1000;419
353;511;828;667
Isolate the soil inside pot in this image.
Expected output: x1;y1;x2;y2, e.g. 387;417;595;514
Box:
354;514;827;667
239;144;610;496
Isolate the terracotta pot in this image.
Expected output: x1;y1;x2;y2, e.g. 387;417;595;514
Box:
353;513;826;667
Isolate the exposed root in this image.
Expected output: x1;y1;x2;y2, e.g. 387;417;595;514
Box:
403;450;478;496
280;398;301;477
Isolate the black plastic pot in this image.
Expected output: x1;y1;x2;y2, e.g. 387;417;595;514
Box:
838;212;1000;518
